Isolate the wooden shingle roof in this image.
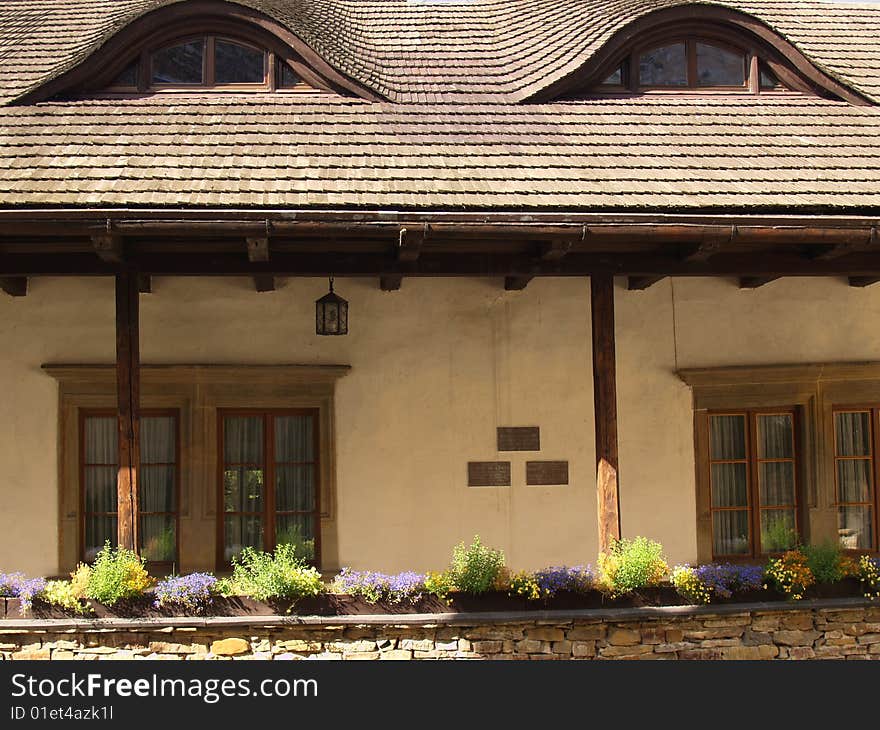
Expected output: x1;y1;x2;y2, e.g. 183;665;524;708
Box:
0;0;878;213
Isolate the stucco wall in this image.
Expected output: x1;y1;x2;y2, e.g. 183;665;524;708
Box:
0;275;878;576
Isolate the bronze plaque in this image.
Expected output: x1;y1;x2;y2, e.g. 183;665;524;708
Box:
526;461;569;485
468;461;511;487
497;426;540;452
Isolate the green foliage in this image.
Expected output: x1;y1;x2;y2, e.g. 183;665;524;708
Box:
82;542;152;606
42;580;88;615
860;556;880;600
802;542;849;584
227;544;323;602
449;535;506;595
274;524;316;562
598;537;668;596
761;518;799;553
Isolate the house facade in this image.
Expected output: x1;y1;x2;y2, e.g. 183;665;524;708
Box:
1;0;880;578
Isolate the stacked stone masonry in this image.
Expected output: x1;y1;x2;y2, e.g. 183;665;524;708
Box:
1;602;879;660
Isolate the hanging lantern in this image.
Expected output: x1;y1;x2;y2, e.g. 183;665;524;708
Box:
315;277;348;336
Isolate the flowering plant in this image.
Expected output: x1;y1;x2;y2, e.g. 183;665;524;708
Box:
859;555;880;600
15;577;47;614
672;563;763;604
42;580;88;615
450;536;506;595
154;573;218;613
509;571;542;600
333;569;426;604
79;542;153;605
0;572;24;597
766;549;815;600
227;545;323;602
424;571;455;602
598;537;668;596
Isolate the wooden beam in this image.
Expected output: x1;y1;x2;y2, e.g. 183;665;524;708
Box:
627;275;666;291
92;233;123;263
682;226;736;262
246;237;270;262
253;275;275;292
137;274;152;294
849;276;880;288
739;276;780;289
380;274;402;291
505;276;533;291
811;226;878;261
541;240;573;261
397;227;424;262
115;272;140;554
591;275;621;554
0;276;27;297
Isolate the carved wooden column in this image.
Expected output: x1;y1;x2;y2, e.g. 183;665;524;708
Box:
115;272;140;553
591;274;621;554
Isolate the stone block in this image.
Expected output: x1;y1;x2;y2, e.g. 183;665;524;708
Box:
526;628;565;642
787;647;816;660
772;630;820;647
344;652;380;660
472;641;503;654
607;628;640;646
12;649;50;660
514;639;543;654
571;641;595;658
380;650;413;660
552;640;572;655
399;639;432;652
211;638;250;656
567;626;603;641
148;642;195;655
598;645;653;658
780;614;814;631
721;645;778;660
664;629;684;643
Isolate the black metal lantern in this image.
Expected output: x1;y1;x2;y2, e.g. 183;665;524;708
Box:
315;277;348;336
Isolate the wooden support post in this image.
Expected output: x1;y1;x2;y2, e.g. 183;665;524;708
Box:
115;272;140;553
253;275;276;292
0;276;27;297
380;274;403;291
591;274;621;554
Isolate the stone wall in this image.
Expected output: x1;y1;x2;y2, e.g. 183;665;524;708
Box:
1;599;879;660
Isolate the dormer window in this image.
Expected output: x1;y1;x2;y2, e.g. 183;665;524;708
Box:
596;37;786;95
106;34;307;93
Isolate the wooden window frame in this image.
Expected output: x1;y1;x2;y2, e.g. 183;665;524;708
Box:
832;406;880;553
79;408;181;571
707;408;802;560
217;408;322;569
105;32;316;95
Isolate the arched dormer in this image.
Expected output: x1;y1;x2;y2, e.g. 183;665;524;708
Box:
527;5;871;105
16;0;384;103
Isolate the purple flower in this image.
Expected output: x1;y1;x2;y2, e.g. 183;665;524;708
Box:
15;577;47;613
153;573;217;612
0;572;24;598
694;563;764;599
533;566;594;597
335;568;426;603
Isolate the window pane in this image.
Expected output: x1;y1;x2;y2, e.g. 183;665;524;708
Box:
760;65;781;89
711;463;748;507
276;514;315;561
601;66;622;85
759;462;795;506
757;414;793;459
152;40;204;85
279;62;301;88
838;506;873;549
837;459;873;503
140;465;176;512
224;417;263;463
710;415;746;460
696;43;745;86
639;43;687;86
224;515;263;562
84;466;117;514
110;61;138;88
84;515;117;563
224;467;264;512
713;510;750;555
835;412;871;457
275;416;314;462
276;465;316;512
215;39;265;84
760;510;797;552
140;515;176;562
141;416;175;463
85;417;117;464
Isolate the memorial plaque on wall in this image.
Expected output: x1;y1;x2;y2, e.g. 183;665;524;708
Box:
468;461;512;487
497;426;540;452
526;461;569;485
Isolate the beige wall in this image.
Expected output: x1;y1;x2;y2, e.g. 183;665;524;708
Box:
1;275;878;577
